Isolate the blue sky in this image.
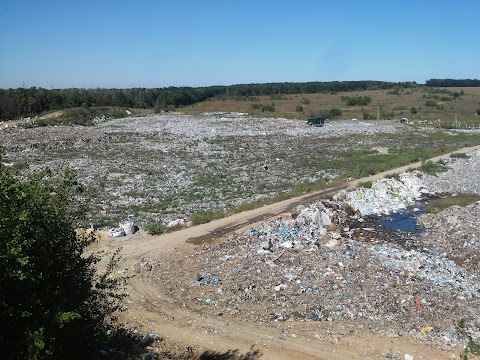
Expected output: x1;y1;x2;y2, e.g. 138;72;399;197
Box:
0;0;478;89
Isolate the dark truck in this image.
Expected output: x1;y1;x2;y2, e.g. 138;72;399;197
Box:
307;117;326;127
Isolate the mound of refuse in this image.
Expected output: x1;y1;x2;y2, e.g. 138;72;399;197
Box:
334;173;429;216
149;174;480;352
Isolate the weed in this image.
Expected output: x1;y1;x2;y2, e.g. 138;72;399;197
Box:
384;172;400;180
191;209;227;225
450;152;470;159
358;181;373;188
144;223;184;235
427;193;480;213
344;205;355;216
418;160;448;175
456;318;480;358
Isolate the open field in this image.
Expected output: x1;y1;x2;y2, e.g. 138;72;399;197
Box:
182;88;480;126
440;87;480;96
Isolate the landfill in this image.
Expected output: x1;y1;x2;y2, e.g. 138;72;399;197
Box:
0;113;401;227
147;151;480;352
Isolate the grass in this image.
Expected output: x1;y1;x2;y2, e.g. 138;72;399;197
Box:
384;172;400;180
185;131;480;227
427;193;480;213
143;223;184;235
180;88;480;124
450;152;470;159
418;160;448;175
439;87;480;96
358;181;373;188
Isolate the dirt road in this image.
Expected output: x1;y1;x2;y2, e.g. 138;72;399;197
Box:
95;145;480;359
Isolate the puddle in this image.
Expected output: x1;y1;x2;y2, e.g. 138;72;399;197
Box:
377;202;426;233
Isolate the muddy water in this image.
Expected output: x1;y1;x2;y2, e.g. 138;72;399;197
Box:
377;201;426;233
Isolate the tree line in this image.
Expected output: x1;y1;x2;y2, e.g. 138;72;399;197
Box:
0;80;418;121
426;79;480;87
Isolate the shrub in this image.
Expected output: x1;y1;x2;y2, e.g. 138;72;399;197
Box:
388;88;401;95
410;107;418;114
425;100;438;107
301;97;311;105
363;112;374;120
0;165;126;359
341;95;371;106
328;107;342;118
261;103;275;112
296;105;304;112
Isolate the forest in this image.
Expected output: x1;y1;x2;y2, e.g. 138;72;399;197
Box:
0;80;418;121
425;78;480;87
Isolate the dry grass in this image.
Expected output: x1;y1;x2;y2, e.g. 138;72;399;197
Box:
180;88;480;125
439;87;480;96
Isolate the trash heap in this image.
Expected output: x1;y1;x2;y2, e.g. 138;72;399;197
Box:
334;172;429;216
109;218;137;237
151;192;480;351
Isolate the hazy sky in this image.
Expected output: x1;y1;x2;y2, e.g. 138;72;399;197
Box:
0;0;478;89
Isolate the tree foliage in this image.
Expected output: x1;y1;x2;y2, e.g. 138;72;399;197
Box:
426;78;480;87
0;164;125;359
0;80;417;121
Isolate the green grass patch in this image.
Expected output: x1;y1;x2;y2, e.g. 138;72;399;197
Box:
384;172;400;179
450;152;470;159
143;223;184;235
191;209;228;225
344;205;355;216
418;160;448;175
427;193;480;213
358;180;373;188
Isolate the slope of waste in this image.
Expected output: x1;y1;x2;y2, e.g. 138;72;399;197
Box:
145;153;480;352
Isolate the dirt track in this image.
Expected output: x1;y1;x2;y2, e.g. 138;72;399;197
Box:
93;144;480;359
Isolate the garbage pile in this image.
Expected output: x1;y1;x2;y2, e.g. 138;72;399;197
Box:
151;193;480;351
334;172;429;216
109;218;137;237
423;150;480;194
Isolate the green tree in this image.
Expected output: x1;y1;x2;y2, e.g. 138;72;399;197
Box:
410;107;418;114
0;165;125;359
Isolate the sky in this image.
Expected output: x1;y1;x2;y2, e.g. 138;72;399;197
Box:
0;0;479;89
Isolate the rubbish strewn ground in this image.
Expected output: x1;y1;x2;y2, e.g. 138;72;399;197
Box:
133;150;480;357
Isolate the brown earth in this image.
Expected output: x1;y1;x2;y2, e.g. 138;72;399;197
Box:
92;145;480;360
